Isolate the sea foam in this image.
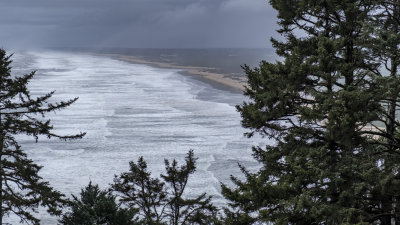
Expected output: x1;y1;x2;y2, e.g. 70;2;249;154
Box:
6;51;264;223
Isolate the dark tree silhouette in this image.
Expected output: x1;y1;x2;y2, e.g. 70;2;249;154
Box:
221;0;400;224
113;150;218;225
60;182;139;225
0;49;85;224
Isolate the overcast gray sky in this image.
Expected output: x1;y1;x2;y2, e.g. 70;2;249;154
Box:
0;0;277;49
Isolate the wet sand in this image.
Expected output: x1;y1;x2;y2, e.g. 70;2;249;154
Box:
99;53;247;92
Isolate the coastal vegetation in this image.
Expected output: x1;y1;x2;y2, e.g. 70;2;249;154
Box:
222;0;400;224
60;182;139;225
112;150;218;225
0;49;85;224
61;151;219;225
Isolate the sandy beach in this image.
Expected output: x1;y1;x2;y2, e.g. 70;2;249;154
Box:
99;53;247;92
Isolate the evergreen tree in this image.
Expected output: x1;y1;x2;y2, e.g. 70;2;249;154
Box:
60;182;139;225
161;151;217;225
367;1;400;223
221;0;400;224
113;156;166;225
0;49;85;224
113;150;218;225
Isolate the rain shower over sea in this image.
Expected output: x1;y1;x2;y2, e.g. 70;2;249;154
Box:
8;49;271;223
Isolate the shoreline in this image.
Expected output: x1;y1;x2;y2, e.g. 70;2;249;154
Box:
98;53;247;93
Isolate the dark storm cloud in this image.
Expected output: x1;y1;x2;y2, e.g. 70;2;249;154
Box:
0;0;277;49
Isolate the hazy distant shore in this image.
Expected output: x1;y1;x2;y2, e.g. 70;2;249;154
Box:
99;53;247;92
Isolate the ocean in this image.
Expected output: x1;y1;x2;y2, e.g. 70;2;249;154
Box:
7;49;272;223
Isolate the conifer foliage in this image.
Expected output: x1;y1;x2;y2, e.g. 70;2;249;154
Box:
222;1;400;224
60;182;139;225
0;49;85;224
113;150;218;225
